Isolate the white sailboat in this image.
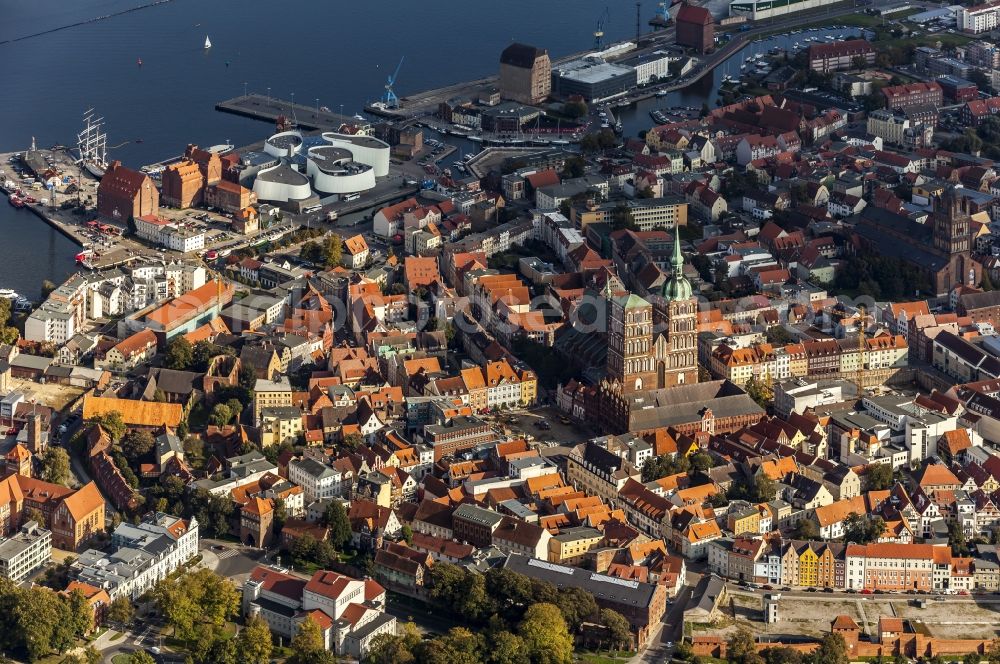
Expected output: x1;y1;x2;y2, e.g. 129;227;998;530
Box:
204;35;212;49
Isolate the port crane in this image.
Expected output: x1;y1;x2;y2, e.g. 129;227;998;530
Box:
594;7;609;49
383;56;405;109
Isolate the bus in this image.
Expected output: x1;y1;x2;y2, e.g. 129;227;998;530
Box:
343;193;360;202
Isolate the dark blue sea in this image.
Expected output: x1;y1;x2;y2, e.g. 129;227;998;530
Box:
0;0;851;296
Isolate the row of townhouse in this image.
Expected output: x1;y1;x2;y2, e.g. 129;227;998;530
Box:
708;538;997;591
710;334;909;387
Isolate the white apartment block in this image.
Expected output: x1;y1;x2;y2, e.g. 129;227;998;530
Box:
289;457;343;502
0;521;51;582
960;2;1000;33
74;513;199;601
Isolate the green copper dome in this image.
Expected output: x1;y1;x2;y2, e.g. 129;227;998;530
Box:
662;223;693;301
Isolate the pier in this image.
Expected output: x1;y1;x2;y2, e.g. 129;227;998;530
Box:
216;94;366;132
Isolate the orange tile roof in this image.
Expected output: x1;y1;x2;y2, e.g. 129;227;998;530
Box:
144;280;234;331
846;543;936;560
343;234;369;256
832;615;859;630
83;395;183;428
917;463;961;488
0;475;24;507
525;473;564;494
813;495;866;527
113;329;157;358
60;481;105;521
687;520;721;542
6;444;30;463
460;367;486;390
306;609;334;631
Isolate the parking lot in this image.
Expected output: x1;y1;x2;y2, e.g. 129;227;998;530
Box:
493;406;593;447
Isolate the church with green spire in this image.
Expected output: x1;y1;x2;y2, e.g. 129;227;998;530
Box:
605;223;698;393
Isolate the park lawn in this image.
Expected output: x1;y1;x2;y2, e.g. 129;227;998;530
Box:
577;649;637;663
758;12;881;37
86;627;109;642
111;656;131;664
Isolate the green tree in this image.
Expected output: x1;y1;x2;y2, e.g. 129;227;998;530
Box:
41;280;57;300
427;627;485;664
289;615;335;664
949;520;971;556
690;452;714;473
754;474;777;503
238;364;257;391
41;447;71;486
844;512;885;544
67;588;93;637
762;647;804;664
965;653;983;664
401;524;413;544
342;432;364;450
744;374;773;409
121;429;155;459
235;614;273;664
92;411;126;442
555;586;598;632
728;627;757;664
165;337;194;370
561;156;587;179
322;500;352;549
16;585;75;661
226;398;244;423
518;603;573;664
793;518;819;540
326;236;343;268
209;403;232;428
600;608;632;650
154;568;240;645
106;595;134;626
128;652;156;664
563;101;588;119
813;633;849;664
641;453;690;482
489;630;530;664
867;463;894;490
676;641;695;661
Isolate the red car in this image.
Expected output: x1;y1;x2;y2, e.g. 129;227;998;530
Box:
959;590;970;596
860;589;873;595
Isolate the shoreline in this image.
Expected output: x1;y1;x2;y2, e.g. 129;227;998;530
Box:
1;190;84;249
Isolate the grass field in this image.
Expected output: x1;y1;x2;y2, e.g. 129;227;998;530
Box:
578;650;638;664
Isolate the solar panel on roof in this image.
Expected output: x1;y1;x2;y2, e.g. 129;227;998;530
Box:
593;573;639;589
527;558;574;575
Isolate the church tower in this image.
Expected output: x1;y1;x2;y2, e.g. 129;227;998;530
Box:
933;186;971;256
607;293;656;394
653;224;699;389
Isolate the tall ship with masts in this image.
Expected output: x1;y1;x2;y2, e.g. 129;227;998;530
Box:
77;109;108;179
